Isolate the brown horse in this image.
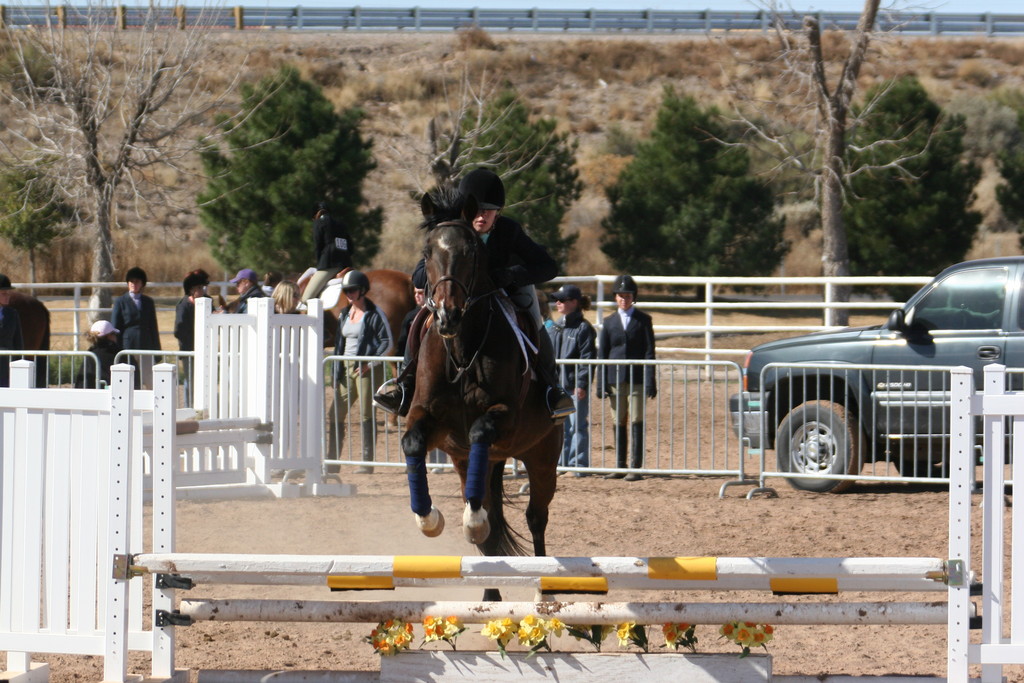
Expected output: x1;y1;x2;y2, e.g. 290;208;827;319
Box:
6;291;51;387
400;185;561;601
322;269;415;354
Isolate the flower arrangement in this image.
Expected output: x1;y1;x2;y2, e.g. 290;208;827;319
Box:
422;615;466;650
366;616;774;659
719;621;774;658
662;622;698;652
365;618;414;656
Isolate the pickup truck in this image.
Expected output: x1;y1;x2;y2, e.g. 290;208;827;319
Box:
729;257;1023;492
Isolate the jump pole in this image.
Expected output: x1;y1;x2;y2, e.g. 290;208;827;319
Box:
132;553;952;593
180;598;951;626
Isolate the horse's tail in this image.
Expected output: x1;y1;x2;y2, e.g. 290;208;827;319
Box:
483;461;528;556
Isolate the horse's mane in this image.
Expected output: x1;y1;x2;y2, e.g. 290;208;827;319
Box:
418;182;466;231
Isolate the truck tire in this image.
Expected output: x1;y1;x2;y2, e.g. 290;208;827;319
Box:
776;401;862;493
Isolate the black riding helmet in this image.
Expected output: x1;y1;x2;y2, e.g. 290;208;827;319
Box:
182;269;210;295
613;274;638;298
125;266;148;285
341;269;370;295
458;168;505;210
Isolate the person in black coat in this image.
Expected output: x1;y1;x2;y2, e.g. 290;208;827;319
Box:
174;269;209;403
110;266;161;389
597;274;657;481
374;169;573;421
301;202;355;303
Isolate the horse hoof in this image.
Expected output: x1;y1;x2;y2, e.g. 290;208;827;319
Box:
462;504;490;544
416;505;445;537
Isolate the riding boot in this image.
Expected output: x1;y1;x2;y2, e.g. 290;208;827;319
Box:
605;425;628;479
536;330;575;422
353;419;375;474
325;404;345;475
624;422;645;482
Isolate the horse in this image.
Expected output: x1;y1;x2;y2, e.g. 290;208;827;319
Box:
5;291;51;387
400;185;561;601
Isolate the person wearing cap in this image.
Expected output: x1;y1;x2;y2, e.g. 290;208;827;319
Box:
175;269;210;403
75;320;122;389
0;274;24;388
376;168;574;422
111;266;161;389
225;268;266;314
547;283;597;477
328;270;392;475
301;202;355;303
597;274;657;482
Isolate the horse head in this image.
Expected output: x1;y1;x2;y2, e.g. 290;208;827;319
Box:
419;185;490;339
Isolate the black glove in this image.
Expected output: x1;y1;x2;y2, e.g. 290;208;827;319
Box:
646;385;657;399
492;268;514;289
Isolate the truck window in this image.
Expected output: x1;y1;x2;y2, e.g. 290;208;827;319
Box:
911;266;1007;331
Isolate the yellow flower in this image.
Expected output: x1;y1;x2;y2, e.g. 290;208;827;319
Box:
481;618;516;645
616;622;637;647
547;617;565;637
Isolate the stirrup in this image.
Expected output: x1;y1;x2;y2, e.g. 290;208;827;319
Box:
547;387;575;422
373;377;409;416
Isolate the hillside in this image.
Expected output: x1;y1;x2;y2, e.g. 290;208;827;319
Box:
3;28;1024;283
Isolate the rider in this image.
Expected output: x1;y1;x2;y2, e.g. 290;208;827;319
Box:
373;168;574;422
301;201;355;303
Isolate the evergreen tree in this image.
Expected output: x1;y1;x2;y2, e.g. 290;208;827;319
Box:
0;164;72;282
199;66;382;273
468;90;582;269
600;87;785;276
845;76;980;285
996;107;1024;233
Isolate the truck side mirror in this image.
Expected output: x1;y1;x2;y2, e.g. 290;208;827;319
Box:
886;309;908;334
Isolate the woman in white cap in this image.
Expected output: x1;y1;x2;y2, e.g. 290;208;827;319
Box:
76;320;122;388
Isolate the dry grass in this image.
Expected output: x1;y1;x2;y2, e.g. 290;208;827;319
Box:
1;32;1023;285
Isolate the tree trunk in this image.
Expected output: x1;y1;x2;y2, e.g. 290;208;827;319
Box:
88;190;115;322
820;122;851;327
28;247;37;284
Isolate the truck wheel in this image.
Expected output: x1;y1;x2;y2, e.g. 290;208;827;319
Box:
776;401;862;493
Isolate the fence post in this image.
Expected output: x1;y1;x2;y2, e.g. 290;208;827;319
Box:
150;363;178;678
10;359;35;388
174;4;185;30
704;282;714;365
193;297;211;416
55;4;66;27
823;282;833;327
115;4;125;29
946;364;973;681
233;5;243;30
530;6;538;30
294;5;302;30
0;5;6;29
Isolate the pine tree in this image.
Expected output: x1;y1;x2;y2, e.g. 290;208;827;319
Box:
996;107;1024;234
600;86;785;276
845;76;981;285
199;66;382;274
468;90;582;269
0;164;72;282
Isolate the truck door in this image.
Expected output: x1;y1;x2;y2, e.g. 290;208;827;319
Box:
870;264;1009;465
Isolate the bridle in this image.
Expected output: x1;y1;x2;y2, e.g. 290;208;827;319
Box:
422;220;501;382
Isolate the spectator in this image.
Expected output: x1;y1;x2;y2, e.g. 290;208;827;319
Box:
301;202;354;303
263;271;283;296
111;266;160;389
272;281;301;314
174;269;209;403
76;320;122;389
597;275;656;482
547;284;596;477
0;274;23;388
225;268;266;314
328;270;391;474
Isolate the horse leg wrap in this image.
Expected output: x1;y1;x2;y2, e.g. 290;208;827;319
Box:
465;441;490;509
405;455;433;517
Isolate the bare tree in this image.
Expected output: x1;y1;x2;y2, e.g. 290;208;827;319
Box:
0;1;248;314
725;0;916;325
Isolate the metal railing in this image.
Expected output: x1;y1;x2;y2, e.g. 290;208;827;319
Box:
1;5;1022;36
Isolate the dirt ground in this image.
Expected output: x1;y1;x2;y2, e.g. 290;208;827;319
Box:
16;468;1019;682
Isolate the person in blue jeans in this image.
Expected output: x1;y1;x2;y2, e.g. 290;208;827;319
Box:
546;284;596;477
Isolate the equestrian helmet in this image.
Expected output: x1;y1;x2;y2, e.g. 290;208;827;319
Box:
612;274;638;297
341;270;370;294
458;168;505;210
125;266;148;285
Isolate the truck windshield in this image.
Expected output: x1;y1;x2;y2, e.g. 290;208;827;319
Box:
910;266;1007;331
